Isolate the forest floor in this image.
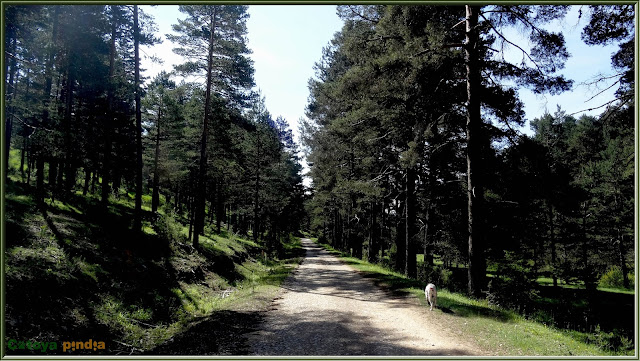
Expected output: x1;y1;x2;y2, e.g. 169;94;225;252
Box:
246;238;485;356
4;177;304;356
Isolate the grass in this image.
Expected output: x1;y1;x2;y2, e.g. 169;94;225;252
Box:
4;165;303;355
317;241;634;356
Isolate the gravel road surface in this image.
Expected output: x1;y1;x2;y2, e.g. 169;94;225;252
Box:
247;238;483;356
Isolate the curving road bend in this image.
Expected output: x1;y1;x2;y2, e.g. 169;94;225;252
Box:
247;238;483;356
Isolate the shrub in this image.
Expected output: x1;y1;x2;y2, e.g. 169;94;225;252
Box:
584;325;634;353
487;256;539;313
599;265;633;289
154;212;186;244
418;264;453;289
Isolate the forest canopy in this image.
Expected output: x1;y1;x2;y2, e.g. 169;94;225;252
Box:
3;3;634;305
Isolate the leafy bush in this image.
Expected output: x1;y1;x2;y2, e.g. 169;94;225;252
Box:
487;256;539;313
154;212;187;244
599;265;633;289
583;325;634;353
380;247;396;270
418;264;453;289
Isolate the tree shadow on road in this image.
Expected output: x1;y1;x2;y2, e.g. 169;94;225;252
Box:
147;310;264;355
314;242;518;323
247;310;476;356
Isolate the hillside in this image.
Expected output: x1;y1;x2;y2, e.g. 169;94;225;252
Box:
4;176;303;355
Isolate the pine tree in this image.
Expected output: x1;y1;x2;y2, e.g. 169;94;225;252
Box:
168;5;254;247
459;5;573;297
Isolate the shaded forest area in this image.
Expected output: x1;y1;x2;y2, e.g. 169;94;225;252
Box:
2;3;636;356
301;4;634;343
4;5;305;248
3;4;305;354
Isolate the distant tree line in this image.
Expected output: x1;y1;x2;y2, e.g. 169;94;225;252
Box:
4;5;305;253
301;4;634;296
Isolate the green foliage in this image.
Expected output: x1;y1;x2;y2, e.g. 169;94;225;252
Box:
487;254;540;314
321;240;623;356
4;177;303;354
418;263;453;289
154;211;188;244
578;326;634;354
599;266;634;289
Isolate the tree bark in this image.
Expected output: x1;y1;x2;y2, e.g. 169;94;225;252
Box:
465;4;486;298
4;36;18;183
133;4;143;232
368;201;378;263
63;67;76;195
36;7;59;205
405;167;417;278
152;106;162;214
547;201;558;288
194;7;218;247
83;168;91;195
618;232;629;289
20;136;27;181
216;186;224;233
102;5;119;209
395;196;406;274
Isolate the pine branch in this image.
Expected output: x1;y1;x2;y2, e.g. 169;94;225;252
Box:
566;97;625;117
584;78;621;103
347;5;379;24
479;12;544;74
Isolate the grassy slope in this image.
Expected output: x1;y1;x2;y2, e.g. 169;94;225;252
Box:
4;166;303;355
317;241;634;357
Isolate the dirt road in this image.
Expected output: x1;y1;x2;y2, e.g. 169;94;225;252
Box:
247;238;483;356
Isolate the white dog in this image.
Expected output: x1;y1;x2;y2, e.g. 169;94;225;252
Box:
425;283;437;311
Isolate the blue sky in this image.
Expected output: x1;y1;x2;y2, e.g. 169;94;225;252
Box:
506;6;620;131
141;4;343;143
141;5;621;140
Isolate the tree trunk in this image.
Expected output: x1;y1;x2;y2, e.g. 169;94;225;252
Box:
112;169;121;198
226;205;230;232
547;201;558;288
188;196;194;242
36;7;59;205
20;137;27;180
395;197;406;273
194;8;218;248
332;207;338;247
613;187;629;289
62;65;76;196
405;167;417;278
36;154;45;205
618;232;630;289
208;196;214;224
133;5;143;232
56;160;65;194
4;36;17;182
91;170;96;193
83;168;91;195
216;180;224;233
580;202;594;290
368;201;378;263
152;106;162;214
26;148;33;185
465;4;486;298
349;194;362;259
48;159;57;188
253;169;261;242
102;5;119;209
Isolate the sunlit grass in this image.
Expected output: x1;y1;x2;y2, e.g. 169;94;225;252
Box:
93;295;180;350
316;241;627;356
5;158;303;354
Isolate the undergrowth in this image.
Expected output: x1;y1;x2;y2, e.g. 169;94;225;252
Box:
4;175;303;355
316;241;634;356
